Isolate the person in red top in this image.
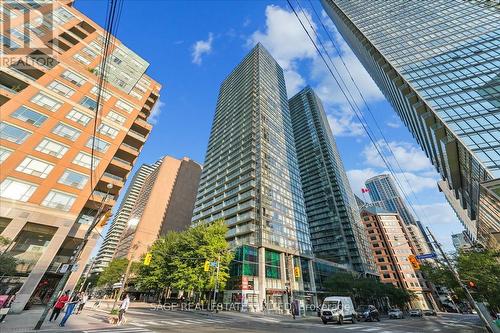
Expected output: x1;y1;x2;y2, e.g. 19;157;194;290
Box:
49;291;70;322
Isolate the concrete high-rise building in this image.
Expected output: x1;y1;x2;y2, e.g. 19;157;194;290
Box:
0;1;160;312
365;174;416;226
451;232;473;252
114;156;202;261
192;44;334;310
92;161;161;273
289;87;376;275
361;207;428;309
321;0;500;248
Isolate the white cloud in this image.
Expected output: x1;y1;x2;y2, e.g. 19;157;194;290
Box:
346;168;379;198
414;203;461;226
192;33;214;65
149;99;165;124
362;140;434;172
327;107;364;137
248;5;316;96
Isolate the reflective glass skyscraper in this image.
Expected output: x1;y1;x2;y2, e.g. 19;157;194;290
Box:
321;0;500;248
365;174;416;226
289;87;376;275
192;44;319;308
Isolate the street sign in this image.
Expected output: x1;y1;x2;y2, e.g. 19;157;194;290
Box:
416;253;437;260
59;264;69;273
210;261;217;267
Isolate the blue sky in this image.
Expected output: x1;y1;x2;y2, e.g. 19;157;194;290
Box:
75;1;464;252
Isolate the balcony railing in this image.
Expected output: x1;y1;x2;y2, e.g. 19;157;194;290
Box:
103;172;124;182
120;142;140;152
128;129;146;138
112;156;132;166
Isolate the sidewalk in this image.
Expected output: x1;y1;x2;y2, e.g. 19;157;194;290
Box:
0;307;112;333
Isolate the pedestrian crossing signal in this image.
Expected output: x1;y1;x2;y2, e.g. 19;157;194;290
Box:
294;266;300;278
408;255;420;270
98;211;112;227
144;253;152;266
204;260;210;272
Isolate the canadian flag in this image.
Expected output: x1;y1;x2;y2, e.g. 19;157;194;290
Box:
361;188;370;193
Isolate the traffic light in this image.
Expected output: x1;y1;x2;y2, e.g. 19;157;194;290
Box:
98;211;112;227
204;260;210;272
467;281;477;289
143;253;152;266
408;255;420;270
294;266;300;278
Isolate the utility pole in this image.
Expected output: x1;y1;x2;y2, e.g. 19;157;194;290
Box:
34;184;113;330
426;227;498;333
112;243;139;313
212;254;220;313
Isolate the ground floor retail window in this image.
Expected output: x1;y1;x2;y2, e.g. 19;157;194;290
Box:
0;217;12;233
7;222;57;275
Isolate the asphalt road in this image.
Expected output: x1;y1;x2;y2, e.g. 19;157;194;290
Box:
81;307;487;333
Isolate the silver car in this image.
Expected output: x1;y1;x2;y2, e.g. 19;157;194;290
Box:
388;308;404;319
409;309;423;317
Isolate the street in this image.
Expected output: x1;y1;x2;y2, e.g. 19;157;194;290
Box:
77;306;486;333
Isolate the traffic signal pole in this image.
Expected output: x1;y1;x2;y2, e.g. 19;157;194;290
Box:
426;227;498;333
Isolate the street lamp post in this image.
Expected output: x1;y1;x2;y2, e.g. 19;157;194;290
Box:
34;183;113;330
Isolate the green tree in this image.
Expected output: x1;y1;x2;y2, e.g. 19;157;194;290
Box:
136;220;233;297
324;272;414;308
0;236;17;276
97;258;128;287
457;250;500;311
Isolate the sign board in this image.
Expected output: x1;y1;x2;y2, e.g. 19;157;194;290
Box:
416;253;437;260
210;261;218;267
59;264;69;274
71;264;79;272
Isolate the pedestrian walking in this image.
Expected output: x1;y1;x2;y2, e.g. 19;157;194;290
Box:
76;292;88;314
291;301;298;320
262;300;267;313
0;293;16;323
59;293;80;327
49;291;69;322
118;293;130;325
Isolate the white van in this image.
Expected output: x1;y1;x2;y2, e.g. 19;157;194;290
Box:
320;296;356;325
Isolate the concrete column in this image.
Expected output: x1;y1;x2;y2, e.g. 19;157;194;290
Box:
10;224;72;313
280;253;288;313
308;259;318;305
0;218;27;245
258;246;266;311
64;232;99;291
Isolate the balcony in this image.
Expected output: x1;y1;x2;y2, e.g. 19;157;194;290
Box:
86;190;116;208
127;129;148;142
101;171;125;187
107;156;132;177
133;117;153;132
116;143;140;163
0;71;29;95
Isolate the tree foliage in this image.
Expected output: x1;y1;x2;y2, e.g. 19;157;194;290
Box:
324;272;415;308
136;220;233;295
97;258;128;287
421;250;500;312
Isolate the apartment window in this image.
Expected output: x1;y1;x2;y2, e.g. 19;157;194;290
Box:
0;178;37;201
15;156;54;178
80;96;98;111
1;35;20;49
30;93;62;111
66;109;92;126
10;106;48;127
47;81;74;97
35;138;68;158
52;122;81;141
0;122;31;144
115;99;134;113
60;70;86;86
73;53;91;65
41;190;76;211
383;274;391;279
73;152;100;169
90;86;111;101
380;265;388;270
52;7;74;25
58;170;88;189
0;147;13;163
85;137;110;153
97;123;119;138
106;110;126;125
82;46;97;59
377;258;385;263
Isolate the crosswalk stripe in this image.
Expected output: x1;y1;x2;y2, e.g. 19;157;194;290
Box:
361;328;381;332
145;321;163;325
159;320;180;325
129;322;148;327
84;329;151;333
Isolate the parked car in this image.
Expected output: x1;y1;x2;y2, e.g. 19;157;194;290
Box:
423;309;437;316
409;309;423;317
320;296;357;325
357;305;380;322
388;308;404;319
